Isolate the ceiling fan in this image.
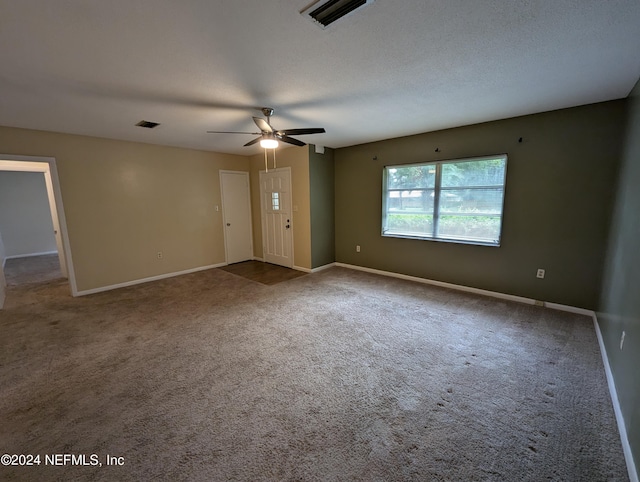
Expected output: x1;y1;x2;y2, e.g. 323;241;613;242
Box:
207;107;325;148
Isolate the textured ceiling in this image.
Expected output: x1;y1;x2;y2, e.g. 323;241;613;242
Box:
1;0;639;155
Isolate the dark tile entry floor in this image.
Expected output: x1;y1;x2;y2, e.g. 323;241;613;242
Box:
218;260;307;285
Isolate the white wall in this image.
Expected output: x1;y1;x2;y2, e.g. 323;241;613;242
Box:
0;171;57;258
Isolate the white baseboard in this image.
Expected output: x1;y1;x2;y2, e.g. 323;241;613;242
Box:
311;262;336;273
593;314;638;482
542;301;594;316
252;257;264;262
294;263;336;273
5;250;58;260
334;262;593;316
75;263;227;297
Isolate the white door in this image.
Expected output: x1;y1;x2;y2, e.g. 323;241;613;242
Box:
220;171;253;264
260;167;293;268
43;170;68;278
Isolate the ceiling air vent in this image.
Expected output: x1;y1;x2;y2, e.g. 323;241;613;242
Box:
301;0;376;29
135;120;160;129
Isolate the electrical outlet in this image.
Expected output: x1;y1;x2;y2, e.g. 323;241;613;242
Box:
536;269;545;279
157;251;163;260
620;331;626;350
356;245;361;253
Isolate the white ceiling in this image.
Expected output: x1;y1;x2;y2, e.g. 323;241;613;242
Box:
1;0;639;156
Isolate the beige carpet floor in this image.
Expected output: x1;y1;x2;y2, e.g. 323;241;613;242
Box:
0;263;629;481
3;254;63;286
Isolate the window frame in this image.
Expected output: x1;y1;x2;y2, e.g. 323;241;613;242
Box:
382;154;508;246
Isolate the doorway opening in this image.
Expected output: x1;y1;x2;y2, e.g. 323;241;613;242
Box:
0;155;77;308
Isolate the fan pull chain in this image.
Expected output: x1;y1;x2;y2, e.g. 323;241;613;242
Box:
273;149;277;170
264;148;268;173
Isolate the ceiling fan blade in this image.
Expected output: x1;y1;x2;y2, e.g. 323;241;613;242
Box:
206;131;261;135
253;117;273;133
243;137;262;147
278;128;326;136
277;135;306;147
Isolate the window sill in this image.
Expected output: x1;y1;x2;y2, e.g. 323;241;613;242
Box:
382;232;500;247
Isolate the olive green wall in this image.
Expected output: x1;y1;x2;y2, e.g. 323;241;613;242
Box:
598;78;640;475
0;125;247;292
309;145;335;269
335;101;626;309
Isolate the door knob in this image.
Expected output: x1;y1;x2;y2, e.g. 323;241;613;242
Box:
286;224;290;229
226;223;231;226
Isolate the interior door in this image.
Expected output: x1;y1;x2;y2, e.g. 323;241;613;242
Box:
260;167;293;268
43;170;68;278
220;171;253;264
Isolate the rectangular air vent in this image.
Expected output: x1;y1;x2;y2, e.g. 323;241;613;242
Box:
301;0;376;29
136;120;160;129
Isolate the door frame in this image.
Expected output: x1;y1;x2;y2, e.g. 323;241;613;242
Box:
219;170;253;265
0;154;77;297
259;166;294;268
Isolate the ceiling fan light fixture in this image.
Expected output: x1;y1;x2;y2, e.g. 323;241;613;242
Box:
301;0;376;29
207;107;324;148
260;138;279;149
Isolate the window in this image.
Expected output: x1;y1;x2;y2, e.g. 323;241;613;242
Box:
271;192;280;211
382;155;507;246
